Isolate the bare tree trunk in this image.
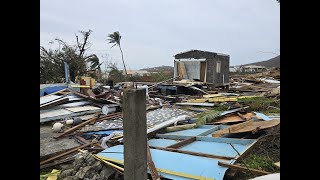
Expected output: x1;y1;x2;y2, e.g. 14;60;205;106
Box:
119;45;128;81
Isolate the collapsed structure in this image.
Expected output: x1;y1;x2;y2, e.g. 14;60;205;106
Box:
174;50;230;89
40;54;280;180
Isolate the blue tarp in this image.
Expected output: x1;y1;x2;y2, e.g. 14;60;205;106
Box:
43;86;67;95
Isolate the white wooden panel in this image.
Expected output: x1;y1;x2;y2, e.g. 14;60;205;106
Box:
40;109;72;119
40;95;62;105
65;106;101;113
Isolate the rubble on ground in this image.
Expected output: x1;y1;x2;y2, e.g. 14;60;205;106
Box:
40;70;280;180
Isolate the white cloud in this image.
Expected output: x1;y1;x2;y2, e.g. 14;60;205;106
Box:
41;0;280;68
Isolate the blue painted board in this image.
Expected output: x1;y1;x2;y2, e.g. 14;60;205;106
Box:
165;128;211;136
148;139;179;148
254;112;271;121
98;145;232;180
179;141;247;157
197;125;215;129
85;130;123;135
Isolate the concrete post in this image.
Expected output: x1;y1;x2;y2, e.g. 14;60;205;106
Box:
123;88;147;180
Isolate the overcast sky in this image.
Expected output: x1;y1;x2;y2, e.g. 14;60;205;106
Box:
40;0;280;70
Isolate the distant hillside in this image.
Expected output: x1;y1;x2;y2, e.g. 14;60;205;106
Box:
245;55;280;68
140;65;173;72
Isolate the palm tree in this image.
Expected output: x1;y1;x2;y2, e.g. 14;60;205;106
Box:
107;31;128;78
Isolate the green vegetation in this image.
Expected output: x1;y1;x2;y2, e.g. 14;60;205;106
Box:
235;154;279;180
195;110;222;127
212;104;229;111
241;154;278;172
40;169;60;180
238;97;280;113
40;30;101;83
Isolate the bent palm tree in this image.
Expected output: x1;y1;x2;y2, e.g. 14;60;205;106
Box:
107;31;128;78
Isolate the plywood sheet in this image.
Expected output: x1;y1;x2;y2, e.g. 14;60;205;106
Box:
40;95;62;105
213;119;280;137
65;106;100;113
40;109;72;119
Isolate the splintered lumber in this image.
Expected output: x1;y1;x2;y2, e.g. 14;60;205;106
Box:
214;115;246;125
40;141;98;166
166;137;196;149
236;112;247;120
149;146;234;160
208;97;238;102
218;161;271;175
54;112;122;139
213;119;280;137
166;123;196;133
74;135;104;149
147;144;161;180
177;62;188;79
54;115;99;139
274;161;280;168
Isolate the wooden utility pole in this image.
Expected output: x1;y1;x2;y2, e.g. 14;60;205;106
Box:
123;88;147;180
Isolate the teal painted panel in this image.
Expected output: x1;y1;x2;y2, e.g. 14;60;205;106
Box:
165;128;211;136
148;139;179;148
98;145;232;180
180;141;247;157
197;125;216;129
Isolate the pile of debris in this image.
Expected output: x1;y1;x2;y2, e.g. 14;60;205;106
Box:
40;70;280;180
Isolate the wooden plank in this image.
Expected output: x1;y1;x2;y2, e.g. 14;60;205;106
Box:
214;114;245;125
147;144;161;180
200;61;206;82
175;102;214;107
40;109;73;119
150;146;234;160
177;62;188;79
54;113;122;139
166;124;196;133
54;115;99;139
40;109;102;123
218;161;271;175
65;106;101;113
213;119;280;137
40;95;62;105
40;141;98;165
74;135;104;149
167;137;196;149
274;161;280;168
40;97;69;110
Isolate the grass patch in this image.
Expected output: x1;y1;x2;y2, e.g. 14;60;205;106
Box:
234;154;279;180
194;110;222;127
212;104;229;111
241;154;278;172
238;97;280;112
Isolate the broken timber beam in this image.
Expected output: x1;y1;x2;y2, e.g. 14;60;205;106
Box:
150;146;234;160
40;141;98;166
74;135;104;149
54;112;122;139
218;161;271;175
166;137;196;149
147;144;161;180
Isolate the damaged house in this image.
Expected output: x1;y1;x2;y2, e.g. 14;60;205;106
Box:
173;50;230;89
